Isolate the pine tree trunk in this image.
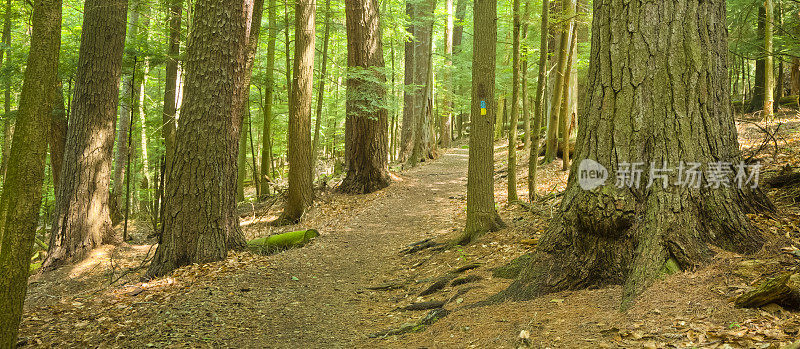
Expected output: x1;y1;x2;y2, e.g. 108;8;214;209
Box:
112;2;140;223
528;0;548;202
460;0;504;244
44;0;127;268
521;0;531;149
452;0;467;139
505;0;775;309
147;0;251;277
792;58;800;97
260;0;277;196
340;0;391;194
278;0;315;224
0;0;60;344
398;1;416;162
162;0;181;182
236;0;265;202
559;4;576;171
312;0;331;175
764;0;774;119
748;6;766;113
440;0;453;149
508;0;522;202
544;1;570;163
407;0;437;168
50;83;67;193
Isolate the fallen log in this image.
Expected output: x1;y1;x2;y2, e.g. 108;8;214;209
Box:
247;229;320;254
734;273;800;309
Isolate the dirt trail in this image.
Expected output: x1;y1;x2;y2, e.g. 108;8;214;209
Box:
122;148;471;348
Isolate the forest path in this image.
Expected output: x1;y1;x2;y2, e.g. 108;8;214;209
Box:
161;147;470;348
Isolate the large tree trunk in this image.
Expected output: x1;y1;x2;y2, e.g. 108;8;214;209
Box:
505;0;774;309
528;0;548;202
147;0;251;277
0;0;60;344
460;0;504;244
339;0;391;194
260;0;277;196
278;0;315;224
44;0;127;269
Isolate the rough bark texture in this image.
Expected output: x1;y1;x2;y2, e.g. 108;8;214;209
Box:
278;0;315;224
162;0;181;178
528;0;548;202
44;0;127;269
0;0;60;344
460;0;504;245
260;0;277;196
504;0;774;309
339;0;391;195
147;0;250;277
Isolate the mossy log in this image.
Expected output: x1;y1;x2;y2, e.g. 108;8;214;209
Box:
247;229;320;254
734;273;800;309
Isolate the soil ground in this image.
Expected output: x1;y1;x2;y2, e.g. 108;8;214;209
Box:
17;111;800;348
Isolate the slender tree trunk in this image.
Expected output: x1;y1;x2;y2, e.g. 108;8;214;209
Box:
748;6;766;113
0;0;60;343
50;83;67;193
284;0;292;111
521;1;531;149
544;0;570;163
138;12;152;213
112;2;140;223
791;58;800;97
460;0;504;244
312;0;331;175
399;1;416;162
237;111;249;201
764;0;774;119
147;0;251;278
0;0;12;183
508;0;522;202
236;0;265;201
44;0;127;268
278;0;316;224
505;0;774;309
260;0;277;196
407;0;437;167
528;0;548;202
559;1;576;170
452;0;467;139
340;0;391;194
162;0;181;184
440;0;454;149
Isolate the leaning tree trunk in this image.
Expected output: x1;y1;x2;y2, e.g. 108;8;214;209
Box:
0;0;60;344
278;0;315;224
44;0;127;269
339;0;391;194
147;0;250;278
459;0;504;245
504;0;774;309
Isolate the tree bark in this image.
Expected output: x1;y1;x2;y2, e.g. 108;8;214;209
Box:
521;0;531;149
312;0;331;175
50;83;67;193
147;0;251;277
764;0;774;119
278;0;315;224
747;6;766;113
440;0;453;149
339;0;391;194
559;2;576;171
0;0;60;344
44;0;127;269
161;0;181;186
528;0;548;202
260;0;277;196
460;0;504;244
407;0;438;167
0;0;12;183
508;0;522;202
544;0;570;163
398;1;416;163
505;0;774;309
